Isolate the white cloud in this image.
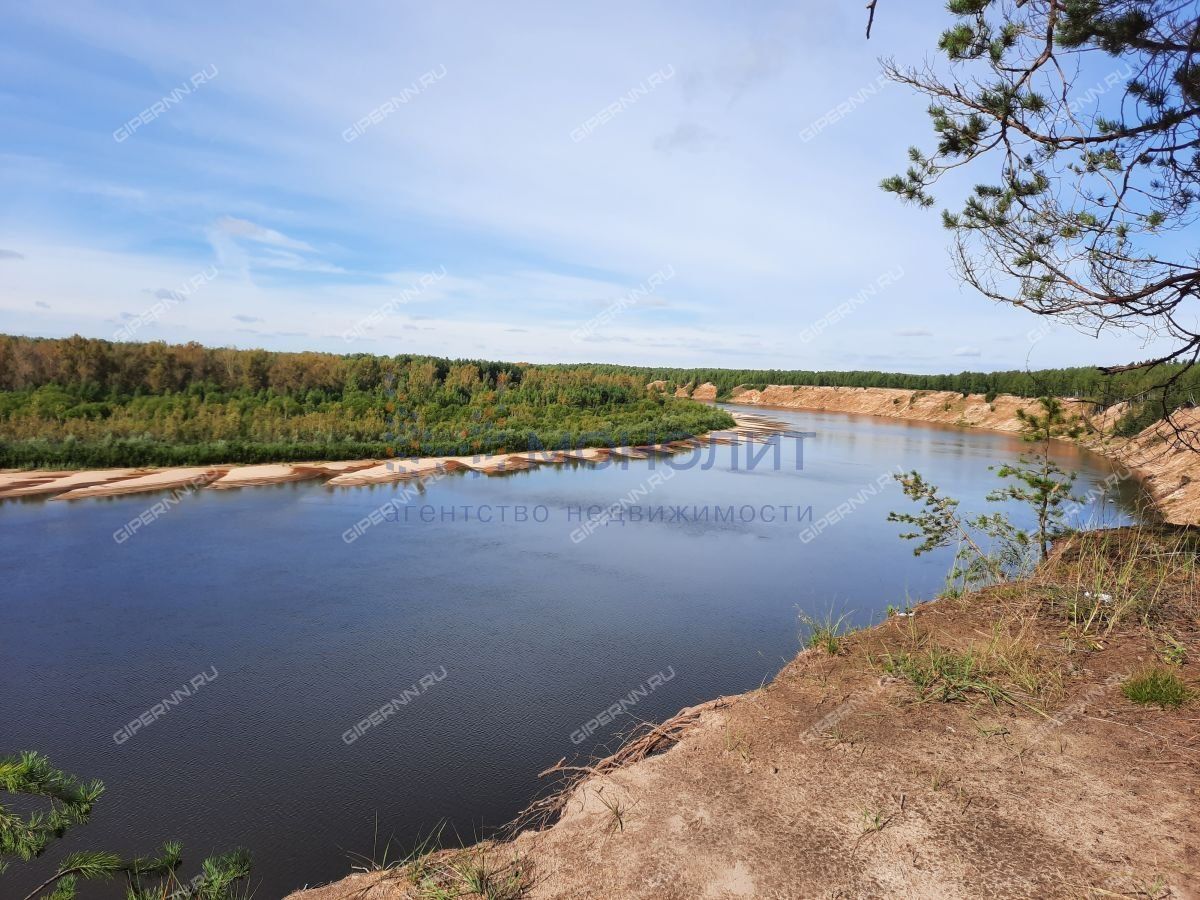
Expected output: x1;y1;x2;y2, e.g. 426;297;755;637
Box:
214;216;313;252
205;216;344;279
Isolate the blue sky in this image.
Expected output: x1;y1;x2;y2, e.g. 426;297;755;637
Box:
0;0;1175;372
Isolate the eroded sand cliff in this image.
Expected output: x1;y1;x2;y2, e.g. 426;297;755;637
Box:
719;384;1200;525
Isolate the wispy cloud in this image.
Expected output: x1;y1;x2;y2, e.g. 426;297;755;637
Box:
205;216;344;278
683;39;787;104
214;216;313;252
654;122;720;154
236;327;309;338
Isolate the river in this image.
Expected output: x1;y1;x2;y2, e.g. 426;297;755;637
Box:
0;406;1149;898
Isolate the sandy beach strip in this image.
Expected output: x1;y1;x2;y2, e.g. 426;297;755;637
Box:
0;468;151;499
302;460;380;474
634;443;687;456
323;453;551;483
558;447;613;463
0;470;77;493
325;457;460;486
3;415;796;501
455;453;542;474
52;467;229;500
705;429;772;444
209;464;329;489
507;449;572;465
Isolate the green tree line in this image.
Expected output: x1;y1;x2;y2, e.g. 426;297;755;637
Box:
0;335;733;468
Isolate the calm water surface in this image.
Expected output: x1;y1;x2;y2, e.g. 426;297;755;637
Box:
0;407;1148;897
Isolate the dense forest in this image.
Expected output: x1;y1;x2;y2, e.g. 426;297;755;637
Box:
1;335;1196;467
0;336;734;467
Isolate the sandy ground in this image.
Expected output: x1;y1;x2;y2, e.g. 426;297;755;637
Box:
0;468;151;498
0;414;786;501
0;470;74;490
288;527;1200;900
209;464;328;489
52;467;229;500
308;460;381;473
560;448;613;462
325;457;457;486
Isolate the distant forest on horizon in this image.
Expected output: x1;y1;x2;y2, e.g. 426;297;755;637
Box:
2;333;1195;398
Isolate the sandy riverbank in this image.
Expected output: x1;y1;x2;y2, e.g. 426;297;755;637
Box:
0;414;786;502
716;383;1200;525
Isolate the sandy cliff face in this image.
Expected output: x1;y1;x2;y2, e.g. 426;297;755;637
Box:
674;382;717;401
728;384;1200;525
1084;407;1200;525
728;384;1115;432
